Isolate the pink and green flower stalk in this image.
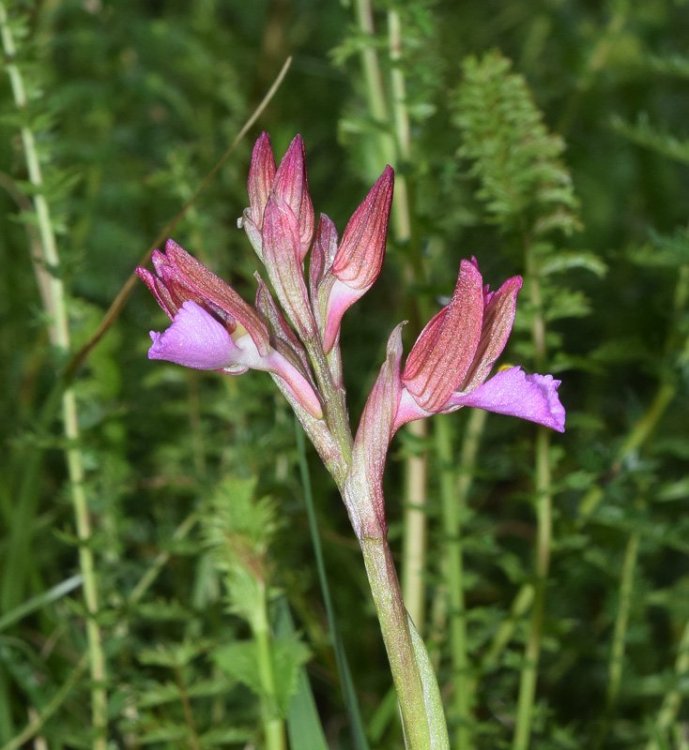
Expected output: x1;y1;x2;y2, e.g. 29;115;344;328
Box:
137;132;565;750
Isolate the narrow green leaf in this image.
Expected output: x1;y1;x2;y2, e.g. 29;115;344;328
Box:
407;615;450;750
294;419;371;750
275;599;329;750
0;574;82;633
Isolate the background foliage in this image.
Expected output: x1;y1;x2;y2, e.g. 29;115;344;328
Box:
1;0;689;747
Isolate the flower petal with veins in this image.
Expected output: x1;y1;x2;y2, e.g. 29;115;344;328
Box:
148;301;246;372
447;366;565;432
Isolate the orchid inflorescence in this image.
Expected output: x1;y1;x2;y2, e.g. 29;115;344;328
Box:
137;133;566;744
137;133;564;533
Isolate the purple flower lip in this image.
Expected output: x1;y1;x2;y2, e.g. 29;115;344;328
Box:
147;300;255;373
136;238;271;355
445;366;565;432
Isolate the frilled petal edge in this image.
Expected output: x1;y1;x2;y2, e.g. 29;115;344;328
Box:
148;300;243;372
447;366;565;432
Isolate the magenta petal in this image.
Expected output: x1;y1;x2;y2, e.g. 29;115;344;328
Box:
148;301;240;371
447;366;566;432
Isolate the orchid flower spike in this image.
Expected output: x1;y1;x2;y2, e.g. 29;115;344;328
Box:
396;258;565;432
136;239;322;419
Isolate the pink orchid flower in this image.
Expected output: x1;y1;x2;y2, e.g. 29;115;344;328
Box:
346;259;565;533
395;258;565;431
136;239;322;419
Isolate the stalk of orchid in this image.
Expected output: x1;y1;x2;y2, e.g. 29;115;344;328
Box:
137;133;565;749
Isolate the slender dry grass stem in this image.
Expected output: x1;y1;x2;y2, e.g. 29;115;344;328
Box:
0;5;108;747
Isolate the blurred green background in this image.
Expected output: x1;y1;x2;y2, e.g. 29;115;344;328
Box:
1;0;689;747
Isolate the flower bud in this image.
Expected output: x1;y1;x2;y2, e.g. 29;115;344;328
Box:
271;135;314;261
241;132;277;257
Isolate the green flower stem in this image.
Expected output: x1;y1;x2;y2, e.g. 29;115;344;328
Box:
301;307;442;745
513;426;552;750
436;409;487;750
311;349;444;746
513;246;552;750
594;527;640;749
0;5;107;747
647;613;689;749
360;534;433;749
255;581;286;750
401;419;430;631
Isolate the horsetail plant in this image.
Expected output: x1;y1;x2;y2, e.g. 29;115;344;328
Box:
137;133;566;748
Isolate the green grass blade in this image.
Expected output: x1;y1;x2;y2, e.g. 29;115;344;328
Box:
0;574;82;633
294;418;370;750
274;597;329;750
